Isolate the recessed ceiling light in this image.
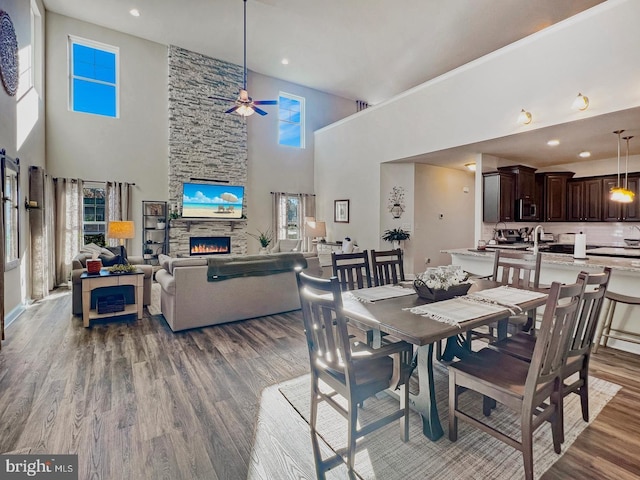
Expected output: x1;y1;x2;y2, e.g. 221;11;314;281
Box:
578;151;591;158
547;139;560;146
129;8;140;17
281;58;289;65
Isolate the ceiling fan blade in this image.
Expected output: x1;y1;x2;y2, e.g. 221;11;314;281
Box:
253;100;278;105
253;107;269;116
225;105;240;114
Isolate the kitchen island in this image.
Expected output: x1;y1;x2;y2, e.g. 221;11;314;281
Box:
442;248;640;355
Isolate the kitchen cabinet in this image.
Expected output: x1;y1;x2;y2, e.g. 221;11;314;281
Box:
603;174;640;221
567;178;602;222
536;172;574;222
483;172;515;223
498;165;536;199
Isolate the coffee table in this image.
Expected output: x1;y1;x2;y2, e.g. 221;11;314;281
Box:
80;268;144;327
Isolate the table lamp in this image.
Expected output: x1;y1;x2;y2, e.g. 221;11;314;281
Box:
107;220;135;261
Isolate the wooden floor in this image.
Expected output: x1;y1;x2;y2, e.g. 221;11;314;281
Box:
0;290;639;479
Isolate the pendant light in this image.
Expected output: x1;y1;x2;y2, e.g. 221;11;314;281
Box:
610;130;635;203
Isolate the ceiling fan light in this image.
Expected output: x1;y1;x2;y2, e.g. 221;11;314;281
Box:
236;105;255;117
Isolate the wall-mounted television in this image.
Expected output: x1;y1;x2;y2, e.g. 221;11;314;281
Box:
182;183;244;219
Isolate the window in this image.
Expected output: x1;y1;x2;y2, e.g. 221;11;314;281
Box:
278;93;305;148
83;184;107;245
2;155;20;270
277;194;301;240
69;36;118;117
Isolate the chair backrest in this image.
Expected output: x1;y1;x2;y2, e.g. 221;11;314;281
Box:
569;267;611;357
331;250;373;291
526;272;588;395
492;250;541;289
295;271;354;382
371;249;405;286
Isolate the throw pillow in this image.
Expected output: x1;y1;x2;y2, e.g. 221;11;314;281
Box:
100;248;115;258
80;243;103;258
99;254;124;266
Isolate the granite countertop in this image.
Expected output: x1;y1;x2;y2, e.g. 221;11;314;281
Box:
442;248;640;273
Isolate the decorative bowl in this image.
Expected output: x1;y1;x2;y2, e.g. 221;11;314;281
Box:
413;279;471;301
624;238;640;247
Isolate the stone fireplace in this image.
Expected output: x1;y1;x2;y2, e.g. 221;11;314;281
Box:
167;46;248;257
190;236;231;256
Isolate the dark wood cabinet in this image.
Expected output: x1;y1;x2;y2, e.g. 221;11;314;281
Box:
498;165;536;200
567;178;602;222
483;172;515;223
536;172;574;222
603;174;640;221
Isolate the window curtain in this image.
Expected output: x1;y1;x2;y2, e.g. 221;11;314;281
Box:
271;192;315;252
53;178;83;286
29;166;55;300
105;182;133;251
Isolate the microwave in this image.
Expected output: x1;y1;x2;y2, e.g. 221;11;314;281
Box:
517;198;538;221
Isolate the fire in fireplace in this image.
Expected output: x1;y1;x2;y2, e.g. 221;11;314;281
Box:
190;236;231;256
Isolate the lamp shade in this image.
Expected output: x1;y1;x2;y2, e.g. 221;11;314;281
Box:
307;221;326;238
107;220;135;240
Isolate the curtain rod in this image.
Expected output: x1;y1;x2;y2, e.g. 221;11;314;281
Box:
270;192;315;196
53;178;136;186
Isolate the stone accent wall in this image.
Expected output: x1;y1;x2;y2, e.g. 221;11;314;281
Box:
169;220;246;256
168;45;248;255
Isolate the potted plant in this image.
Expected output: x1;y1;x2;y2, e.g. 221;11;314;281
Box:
156;217;166;230
143;247;153;260
248;228;273;254
382;228;411;249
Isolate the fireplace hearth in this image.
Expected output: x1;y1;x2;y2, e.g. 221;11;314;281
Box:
190;236;231;256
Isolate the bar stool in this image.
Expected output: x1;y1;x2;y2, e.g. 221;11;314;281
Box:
593;291;640;353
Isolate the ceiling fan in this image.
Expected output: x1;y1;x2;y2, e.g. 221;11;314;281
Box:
209;0;277;116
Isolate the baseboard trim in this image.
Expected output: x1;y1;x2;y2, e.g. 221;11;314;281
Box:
5;303;26;329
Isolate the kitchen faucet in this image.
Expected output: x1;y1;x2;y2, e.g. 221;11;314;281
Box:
532;225;544;255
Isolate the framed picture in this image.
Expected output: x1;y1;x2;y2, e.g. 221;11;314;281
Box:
334;199;350;223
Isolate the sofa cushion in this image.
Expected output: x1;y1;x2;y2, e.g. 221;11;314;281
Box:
167;257;208;275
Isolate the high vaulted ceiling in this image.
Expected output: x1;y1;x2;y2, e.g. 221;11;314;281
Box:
42;0;604;105
44;0;640;168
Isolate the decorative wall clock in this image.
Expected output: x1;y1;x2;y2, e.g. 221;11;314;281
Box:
0;9;19;96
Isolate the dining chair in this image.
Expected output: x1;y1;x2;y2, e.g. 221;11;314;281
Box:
448;273;587;480
370;248;405;286
467;249;542;345
331;250;373;291
488;267;611;436
295;271;413;478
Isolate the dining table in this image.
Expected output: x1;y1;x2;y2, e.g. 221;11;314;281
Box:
339;279;549;441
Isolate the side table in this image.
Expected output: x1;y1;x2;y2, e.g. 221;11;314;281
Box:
80;269;144;327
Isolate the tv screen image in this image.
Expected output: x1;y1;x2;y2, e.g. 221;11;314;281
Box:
182;183;245;219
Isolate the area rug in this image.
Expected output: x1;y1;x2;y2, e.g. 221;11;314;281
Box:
279;364;620;480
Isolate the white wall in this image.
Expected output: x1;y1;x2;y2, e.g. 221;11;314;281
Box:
0;0;46;320
414;164;476;272
246;71;355;252
45;13;169;255
315;0;640;255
